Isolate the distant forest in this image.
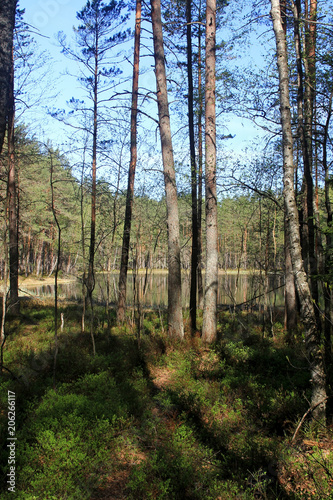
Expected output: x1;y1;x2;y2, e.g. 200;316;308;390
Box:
0;131;285;278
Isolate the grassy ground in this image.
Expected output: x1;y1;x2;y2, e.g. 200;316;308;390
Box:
0;300;332;499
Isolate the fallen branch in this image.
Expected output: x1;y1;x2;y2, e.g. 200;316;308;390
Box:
292;397;329;442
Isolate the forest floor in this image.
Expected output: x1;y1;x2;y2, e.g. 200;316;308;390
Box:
0;299;332;499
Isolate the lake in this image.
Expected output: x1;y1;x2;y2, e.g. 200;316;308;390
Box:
21;272;285;309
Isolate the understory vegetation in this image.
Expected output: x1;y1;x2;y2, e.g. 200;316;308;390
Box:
0;300;332;499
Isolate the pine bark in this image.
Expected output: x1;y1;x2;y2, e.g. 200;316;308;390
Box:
7;43;19;315
86;33;98;306
202;0;218;343
292;0;319;318
284;217;297;335
197;4;204;309
86;18;99;357
150;0;184;339
0;0;17;155
50;151;60;388
186;0;198;334
271;0;326;420
323;90;333;367
117;0;141;324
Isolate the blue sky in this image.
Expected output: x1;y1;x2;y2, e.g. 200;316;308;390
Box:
20;0;82;40
18;0;267;162
17;0;89;144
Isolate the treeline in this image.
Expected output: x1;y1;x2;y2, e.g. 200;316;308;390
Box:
1;132;285;279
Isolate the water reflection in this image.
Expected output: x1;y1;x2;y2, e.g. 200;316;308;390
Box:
22;272;284;308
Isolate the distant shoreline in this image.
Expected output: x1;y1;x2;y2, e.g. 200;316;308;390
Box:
11;268;282;285
0;268;284;293
16;268;277;286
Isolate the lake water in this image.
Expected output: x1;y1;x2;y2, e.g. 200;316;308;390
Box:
22;272;285;309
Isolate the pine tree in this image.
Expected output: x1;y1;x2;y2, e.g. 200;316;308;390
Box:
58;0;129;351
202;0;218;343
150;0;184;339
117;0;142;324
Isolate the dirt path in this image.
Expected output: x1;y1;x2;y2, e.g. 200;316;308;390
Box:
91;364;178;499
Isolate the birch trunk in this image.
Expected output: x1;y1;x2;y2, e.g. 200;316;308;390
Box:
271;0;326;420
150;0;184;339
202;0;218;343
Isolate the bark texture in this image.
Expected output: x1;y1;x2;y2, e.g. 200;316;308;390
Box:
117;0;141;324
7;43;19;315
86;32;98;306
271;0;326;420
0;0;17;154
202;0;218;343
151;0;184;339
292;0;319;317
186;0;198;334
323;90;333;368
284;218;298;335
197;0;204;309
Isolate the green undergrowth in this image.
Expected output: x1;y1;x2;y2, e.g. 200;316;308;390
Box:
0;302;332;499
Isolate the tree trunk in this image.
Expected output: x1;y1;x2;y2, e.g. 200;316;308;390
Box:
87;34;98;307
0;0;17;155
117;0;141;324
284;217;298;336
80;151;87;334
202;0;218;343
197;0;204;309
186;0;198;334
292;0;319;322
50;150;60;389
150;0;184;339
7;42;19;315
202;0;218;342
323;90;333;368
271;0;326;420
86;26;100;357
0;222;8;370
293;0;309;271
303;0;316;171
